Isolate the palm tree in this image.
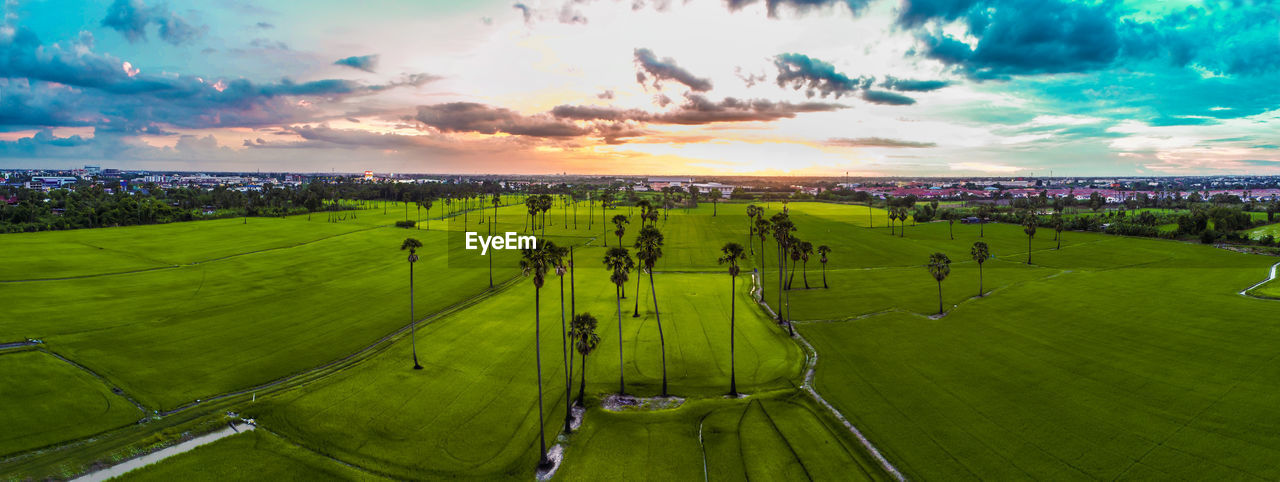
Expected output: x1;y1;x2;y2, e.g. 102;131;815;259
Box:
927;252;951;316
770;213;795;335
636;200;653;229
941;208;956;240
755;216;771;271
520;239;561;470
798;240;814;289
817;245;831;289
746;205;760;255
977;205;990;237
887;207;897;236
612;214;629;248
401;238;425;370
1053;212;1064;250
1023;214;1037;264
718;242;746;396
524;196;538;233
552;244;573;434
569;313;601;406
709;188;722;216
786;237;801;290
634;225;670;396
971;241;989;297
492;193;501;225
603;247;634;394
897;207;907;237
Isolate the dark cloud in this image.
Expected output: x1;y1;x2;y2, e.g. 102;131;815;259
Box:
596;90;615;100
899;0;1280;82
826;137;936;148
726;0;871;18
773;53;869;98
415;103;591;138
255;21;274;29
880;76;950;92
634;48;713;92
773;54;926;104
101;0;204;46
861;89;916;105
735;67;768;88
335;54;379;73
551;94;845;125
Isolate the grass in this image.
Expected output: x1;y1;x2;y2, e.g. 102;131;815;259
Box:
559;391;887;481
0;350;143;457
13;199;1280;480
115;429;382;481
249;269;803;479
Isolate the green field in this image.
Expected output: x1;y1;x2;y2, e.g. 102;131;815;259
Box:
0;350;143;457
6;199;1280;480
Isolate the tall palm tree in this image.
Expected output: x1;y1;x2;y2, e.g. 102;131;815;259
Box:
634;225;670;396
603;247;634;395
887;207;897;236
520;239;561;470
770;213;796;335
971;241;989;297
817;245;831;289
524;196;538;233
636;200;653;229
569;313;601;406
755;216;771;271
553;244;573;434
786;236;801;290
941;208;956;240
1023;214;1037;264
798;240;814;289
897;207;907;237
401;238;425;370
746;205;760;255
492;193;501;225
612;214;629;248
1053;212;1064;250
927;252;951;316
710;188;722;216
718;242;746;396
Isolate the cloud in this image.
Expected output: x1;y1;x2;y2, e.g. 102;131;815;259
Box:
634;48;713;92
249;38;289;50
860;89;916;105
880;76;950;92
415;103;591;138
827;137;936;148
725;0;871;18
773;53;868;98
255;21;274;29
551;94;845;125
101;0;204;46
513;3;534;23
335;54;379;73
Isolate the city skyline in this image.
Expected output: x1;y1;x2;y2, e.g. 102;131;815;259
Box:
2;0;1278;176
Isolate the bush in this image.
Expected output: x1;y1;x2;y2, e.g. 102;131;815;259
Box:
1200;229;1219;244
1262;234;1276;246
395;220;416;228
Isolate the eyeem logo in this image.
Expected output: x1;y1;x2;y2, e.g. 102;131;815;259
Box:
465;231;537;255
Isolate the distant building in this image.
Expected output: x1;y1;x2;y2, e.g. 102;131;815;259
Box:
29;176;78;189
691;182;735;198
648;177;693;190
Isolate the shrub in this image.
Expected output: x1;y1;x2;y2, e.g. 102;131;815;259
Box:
395;220;416;228
1200;229;1219;244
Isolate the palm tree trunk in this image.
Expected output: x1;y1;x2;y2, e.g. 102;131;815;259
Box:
821;262;828;289
949;221;954;240
776;244;784;322
937;280;943;315
616;285;625;395
802;261;809;289
978;263;984;296
729;274;737;396
1057;233;1062;250
633;272;642;317
787;258;796;290
577;352;588;406
559;275;571;433
1027;236;1032;264
649;270;668;396
410;261;422;369
534;286;549;468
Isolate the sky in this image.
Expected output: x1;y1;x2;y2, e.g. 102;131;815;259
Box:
1;0;1278;176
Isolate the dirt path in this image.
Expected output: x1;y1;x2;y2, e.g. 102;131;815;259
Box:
71;423;255;482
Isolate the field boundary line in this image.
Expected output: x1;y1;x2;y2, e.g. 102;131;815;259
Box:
748;271;907;482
